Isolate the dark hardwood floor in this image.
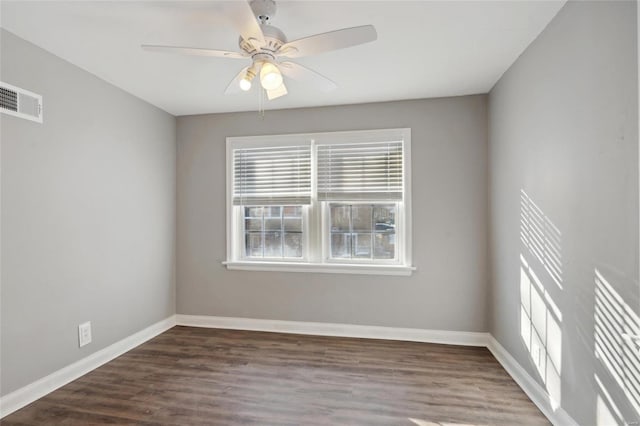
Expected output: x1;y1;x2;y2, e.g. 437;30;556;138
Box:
3;326;549;425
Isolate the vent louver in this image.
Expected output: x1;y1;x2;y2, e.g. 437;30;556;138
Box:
0;81;43;123
0;87;18;112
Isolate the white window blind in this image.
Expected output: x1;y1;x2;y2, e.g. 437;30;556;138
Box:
317;140;404;201
233;145;311;206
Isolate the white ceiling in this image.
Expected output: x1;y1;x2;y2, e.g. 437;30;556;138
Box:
1;1;565;116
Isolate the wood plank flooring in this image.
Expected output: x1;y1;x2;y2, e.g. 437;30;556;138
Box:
3;326;549;425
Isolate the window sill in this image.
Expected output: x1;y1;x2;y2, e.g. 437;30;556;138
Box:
222;261;415;276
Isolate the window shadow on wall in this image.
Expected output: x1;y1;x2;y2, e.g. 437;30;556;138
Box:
594;268;640;422
519;189;563;410
520;189;563;289
595;373;627;425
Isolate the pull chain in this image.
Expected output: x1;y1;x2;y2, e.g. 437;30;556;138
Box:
258;88;265;119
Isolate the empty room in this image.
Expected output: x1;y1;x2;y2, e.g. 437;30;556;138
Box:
1;0;638;424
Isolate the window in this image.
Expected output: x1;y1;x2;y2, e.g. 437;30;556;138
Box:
225;128;413;275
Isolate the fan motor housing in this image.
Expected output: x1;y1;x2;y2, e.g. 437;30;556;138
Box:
239;24;287;55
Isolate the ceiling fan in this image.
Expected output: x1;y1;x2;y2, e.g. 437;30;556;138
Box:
142;0;377;100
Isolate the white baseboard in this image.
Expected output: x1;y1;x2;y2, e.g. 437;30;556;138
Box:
0;315;177;419
175;314;489;347
486;336;579;426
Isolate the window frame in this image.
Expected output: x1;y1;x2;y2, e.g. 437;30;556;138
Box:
225;128;414;276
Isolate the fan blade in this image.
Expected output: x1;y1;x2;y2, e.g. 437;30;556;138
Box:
277;25;377;58
142;45;247;59
225;66;250;94
279;62;337;92
266;83;288;100
217;1;265;50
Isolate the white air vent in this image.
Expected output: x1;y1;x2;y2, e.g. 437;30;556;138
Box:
0;81;43;123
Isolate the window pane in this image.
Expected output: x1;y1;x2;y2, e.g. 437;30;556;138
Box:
264;218;282;232
374;206;395;231
246;207;263;218
284;218;302;232
374;233;395;259
352;205;373;232
331;205;350;232
331;233;351;258
284;233;303;258
373;204;395;259
246;233;263;257
264;232;282;257
353;233;372;259
283;206;302;217
245;218;263;232
264;206;281;217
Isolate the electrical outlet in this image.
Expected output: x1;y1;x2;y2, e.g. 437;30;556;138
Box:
78;321;92;347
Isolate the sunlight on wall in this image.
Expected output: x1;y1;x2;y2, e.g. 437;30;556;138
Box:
594;269;640;416
520;189;563;289
595;374;626;425
519;189;563;410
520;254;563;409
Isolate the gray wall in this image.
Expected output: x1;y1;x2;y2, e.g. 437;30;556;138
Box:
0;30;176;396
177;96;489;332
488;1;638;424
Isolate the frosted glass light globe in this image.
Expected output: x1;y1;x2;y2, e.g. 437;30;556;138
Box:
239;77;252;91
260;62;283;90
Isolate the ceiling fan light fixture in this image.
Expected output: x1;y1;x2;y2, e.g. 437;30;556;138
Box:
260;61;283;90
142;0;378;106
